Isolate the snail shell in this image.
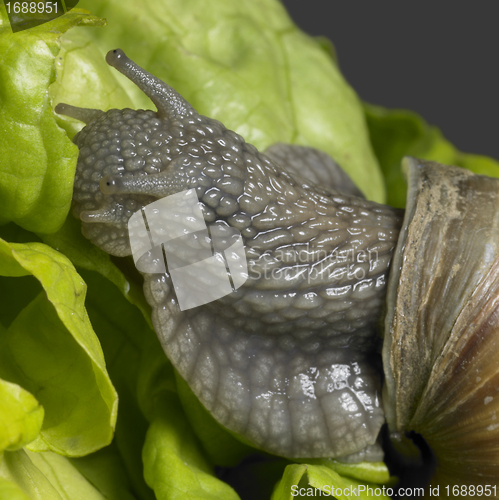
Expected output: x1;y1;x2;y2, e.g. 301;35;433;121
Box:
56;49;402;460
384;157;499;486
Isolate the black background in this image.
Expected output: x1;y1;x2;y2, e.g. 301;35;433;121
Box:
282;1;499;161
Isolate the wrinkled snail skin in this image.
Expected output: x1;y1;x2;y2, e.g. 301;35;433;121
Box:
56;49;403;461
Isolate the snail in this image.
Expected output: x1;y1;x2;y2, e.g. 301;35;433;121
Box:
55;49;499;485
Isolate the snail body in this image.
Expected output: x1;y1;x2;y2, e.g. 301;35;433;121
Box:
57;50;499;481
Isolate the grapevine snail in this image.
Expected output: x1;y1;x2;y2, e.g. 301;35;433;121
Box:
56;49;499;486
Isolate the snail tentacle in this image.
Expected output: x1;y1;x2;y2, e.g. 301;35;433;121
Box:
55;103;105;124
105;49;195;119
98;156;191;197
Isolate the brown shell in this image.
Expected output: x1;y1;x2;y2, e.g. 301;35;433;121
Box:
383;157;499;486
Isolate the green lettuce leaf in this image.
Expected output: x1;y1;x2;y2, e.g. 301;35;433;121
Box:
0;475;31;500
0;424;147;500
0;447;136;500
22;450;106;500
271;463;392;500
0;239;117;456
143;396;240;500
365;103;499;207
78;268;159;500
69;443;139;500
271;464;307;500
294;458;392;485
49;28;136;141
0;449;63;500
40;216;151;326
0;379;44;453
0;6;105;233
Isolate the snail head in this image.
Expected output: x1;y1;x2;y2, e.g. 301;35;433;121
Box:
56;48;227;256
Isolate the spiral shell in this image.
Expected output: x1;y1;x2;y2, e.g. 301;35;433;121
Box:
384;157;499;486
